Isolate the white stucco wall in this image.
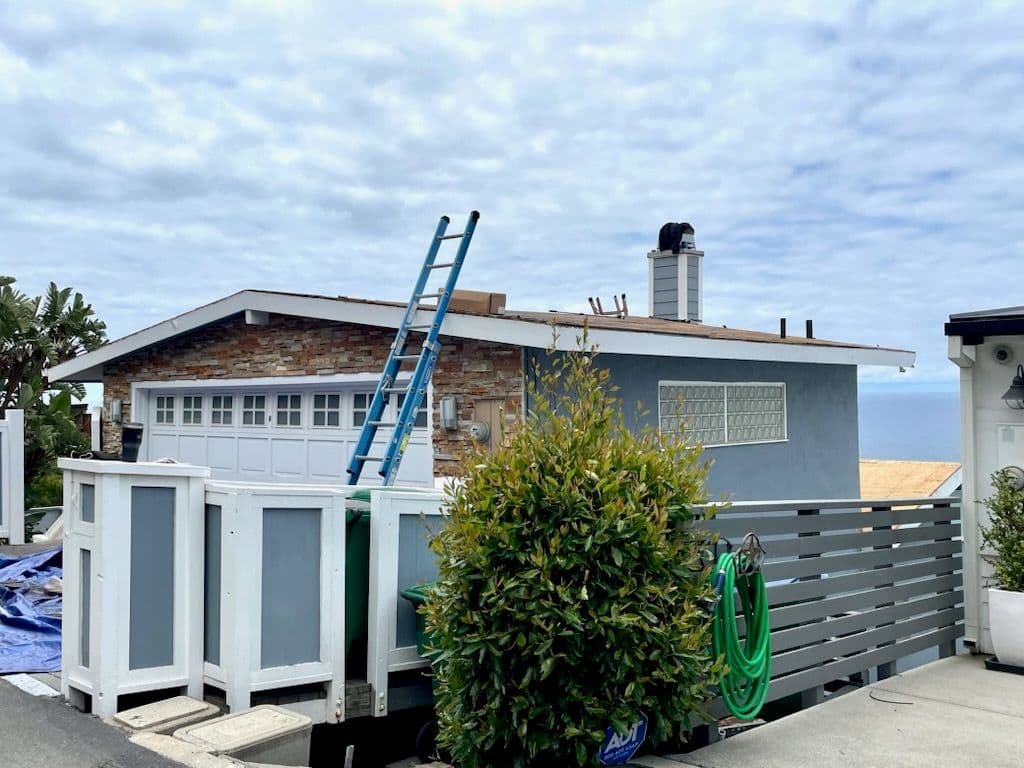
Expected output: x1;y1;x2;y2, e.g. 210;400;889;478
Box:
952;334;1024;654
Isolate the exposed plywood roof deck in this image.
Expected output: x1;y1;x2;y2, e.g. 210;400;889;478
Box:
859;459;961;500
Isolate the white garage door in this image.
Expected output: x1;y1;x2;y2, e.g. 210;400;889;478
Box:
138;381;433;486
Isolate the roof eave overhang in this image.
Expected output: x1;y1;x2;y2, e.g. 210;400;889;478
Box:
47;290;916;383
945;317;1024;343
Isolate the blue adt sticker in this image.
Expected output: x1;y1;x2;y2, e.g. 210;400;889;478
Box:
598;712;648;766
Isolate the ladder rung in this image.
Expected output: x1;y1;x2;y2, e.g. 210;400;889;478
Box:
384;386;408;394
369;421;396;427
427;261;455;270
407;324;435;330
437;233;466;240
355;455;385;462
393;354;421;360
415;291;444;300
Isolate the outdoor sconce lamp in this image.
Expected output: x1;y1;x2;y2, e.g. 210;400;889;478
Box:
1002;365;1024;409
439;395;458;431
109;398;123;423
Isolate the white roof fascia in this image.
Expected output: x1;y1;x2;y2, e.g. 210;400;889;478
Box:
949;305;1024;320
48;290;915;383
935;467;963;497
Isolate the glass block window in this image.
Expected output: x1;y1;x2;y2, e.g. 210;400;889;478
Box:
659;382;786;446
726;384;786;443
313;394;341;427
396;393;428;428
211;395;233;425
659;384;726;445
242;394;266;426
155;395;175;425
353;392;371;427
182;395;203;425
276;394;302;426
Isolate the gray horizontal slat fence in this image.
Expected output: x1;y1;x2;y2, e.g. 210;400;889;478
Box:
696;496;962;709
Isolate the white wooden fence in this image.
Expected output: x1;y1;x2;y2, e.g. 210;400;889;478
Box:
0;409;25;544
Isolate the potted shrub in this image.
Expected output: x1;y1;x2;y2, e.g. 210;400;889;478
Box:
982;468;1024;667
426;339;720;767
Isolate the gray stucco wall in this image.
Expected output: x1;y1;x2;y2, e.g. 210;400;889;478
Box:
526;350;860;502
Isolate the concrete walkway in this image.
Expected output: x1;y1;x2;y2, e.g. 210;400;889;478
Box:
656;655;1024;768
0;677;180;768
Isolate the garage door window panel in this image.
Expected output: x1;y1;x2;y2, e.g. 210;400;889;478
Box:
396;393;428;428
155;396;175;425
182;395;203;425
313;394;341;427
242;395;266;426
211;395;234;426
276;394;302;427
352;392;371;427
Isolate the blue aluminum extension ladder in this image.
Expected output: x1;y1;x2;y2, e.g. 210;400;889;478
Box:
346;211;480;485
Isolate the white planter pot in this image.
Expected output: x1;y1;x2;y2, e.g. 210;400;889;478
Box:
989;588;1024;667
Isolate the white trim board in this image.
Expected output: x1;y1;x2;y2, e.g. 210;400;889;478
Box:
47;290;915;384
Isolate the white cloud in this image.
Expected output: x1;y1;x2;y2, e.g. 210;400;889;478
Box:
2;0;1023;390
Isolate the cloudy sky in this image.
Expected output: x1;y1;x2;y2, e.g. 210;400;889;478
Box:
3;1;1022;390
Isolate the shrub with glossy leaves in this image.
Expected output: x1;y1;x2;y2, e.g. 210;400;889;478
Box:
426;340;719;767
983;468;1024;593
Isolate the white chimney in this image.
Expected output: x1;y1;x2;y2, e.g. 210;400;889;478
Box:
647;222;703;322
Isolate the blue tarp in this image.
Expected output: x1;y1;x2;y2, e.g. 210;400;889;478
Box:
0;546;62;673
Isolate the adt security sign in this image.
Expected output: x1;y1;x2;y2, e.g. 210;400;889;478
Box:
598;712;648;765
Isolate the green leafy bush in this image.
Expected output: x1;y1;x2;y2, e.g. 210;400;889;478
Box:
26;471;64;509
982;468;1024;592
426;339;719;767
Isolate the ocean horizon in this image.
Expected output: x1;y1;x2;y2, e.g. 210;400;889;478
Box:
858;389;960;462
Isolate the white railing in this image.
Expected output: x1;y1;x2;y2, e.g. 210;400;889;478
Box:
0;409;25;544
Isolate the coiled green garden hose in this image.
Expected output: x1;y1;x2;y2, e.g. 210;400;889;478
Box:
710;548;772;720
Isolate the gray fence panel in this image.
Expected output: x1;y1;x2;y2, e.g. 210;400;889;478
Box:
765;625;964;703
764;522;961;558
697;497;964;711
768;572;962;630
707;505;957;538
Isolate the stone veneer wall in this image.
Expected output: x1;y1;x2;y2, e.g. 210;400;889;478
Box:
101;313;523;476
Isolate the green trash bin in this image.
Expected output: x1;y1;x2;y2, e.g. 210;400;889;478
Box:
346;486;439;661
399;582;438;659
345;491;373;660
400;581;441;762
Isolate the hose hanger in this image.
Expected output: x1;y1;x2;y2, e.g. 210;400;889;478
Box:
709;530;771;720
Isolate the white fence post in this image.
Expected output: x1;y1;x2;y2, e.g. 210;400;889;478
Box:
0;409;25;544
367;489;447;717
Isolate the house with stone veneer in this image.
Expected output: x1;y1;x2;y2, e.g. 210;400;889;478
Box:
48;227;914;500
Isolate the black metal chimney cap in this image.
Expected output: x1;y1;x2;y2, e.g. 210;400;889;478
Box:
658;222;696;254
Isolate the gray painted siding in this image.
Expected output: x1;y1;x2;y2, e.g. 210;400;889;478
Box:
652;256;679;320
204;504;222;666
526;351;860;501
129;487;176;670
81;484;95;523
686;254;699;320
261;508;321;668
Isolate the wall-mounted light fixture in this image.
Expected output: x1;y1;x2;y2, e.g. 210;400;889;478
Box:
439;395;458;431
1002;365;1024;409
109;398;123;423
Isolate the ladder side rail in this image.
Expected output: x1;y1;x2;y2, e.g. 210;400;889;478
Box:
381;346;441;485
345;215;452;484
379;211;479;483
